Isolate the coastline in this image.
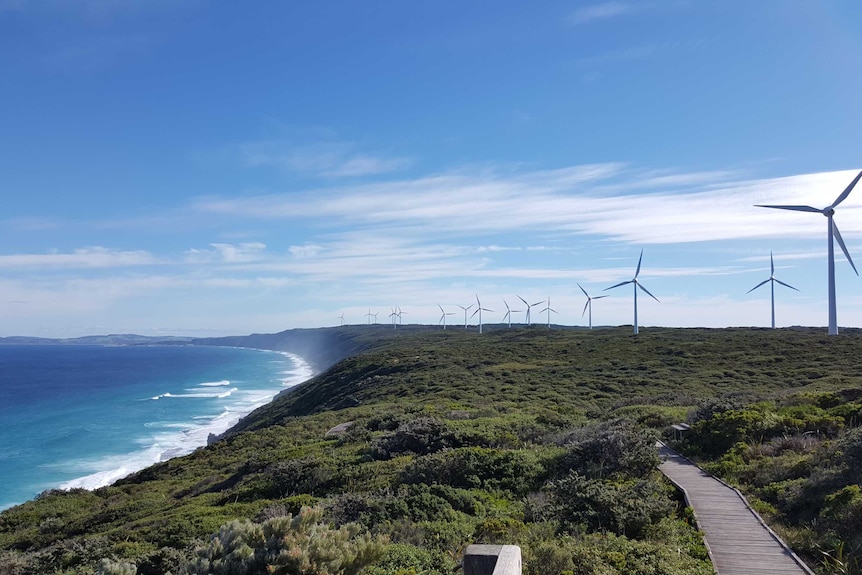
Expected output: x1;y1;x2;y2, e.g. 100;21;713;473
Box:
54;349;315;494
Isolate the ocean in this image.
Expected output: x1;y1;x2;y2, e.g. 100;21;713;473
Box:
0;344;311;511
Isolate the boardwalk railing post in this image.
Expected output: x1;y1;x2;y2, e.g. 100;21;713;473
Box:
464;545;522;575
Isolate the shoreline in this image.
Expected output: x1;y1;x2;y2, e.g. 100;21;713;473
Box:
54;348;315;494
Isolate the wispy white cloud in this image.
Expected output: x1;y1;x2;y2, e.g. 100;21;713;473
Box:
0;247;156;269
185;242;268;264
195;164;862;245
239;139;411;178
569;2;635;25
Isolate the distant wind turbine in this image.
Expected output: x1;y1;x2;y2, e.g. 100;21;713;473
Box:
396;305;406;325
502;300;522;328
365;308;374;325
457;303;474;328
604;250;659;335
756;170;862;335
746;251;799;329
470;294;493;334
338;312;345;327
389;307;398;330
517;295;544;326
578;283;607;330
372;312;379;324
438;305;454;329
540;297;558;328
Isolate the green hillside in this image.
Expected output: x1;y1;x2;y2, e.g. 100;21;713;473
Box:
2;326;862;575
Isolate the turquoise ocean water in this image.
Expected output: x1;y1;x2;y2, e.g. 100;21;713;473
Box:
0;344;311;511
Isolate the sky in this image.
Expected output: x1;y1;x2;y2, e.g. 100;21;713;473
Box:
2;1;862;338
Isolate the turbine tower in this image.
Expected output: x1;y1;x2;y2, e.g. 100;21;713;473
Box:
540;297;558;328
746;251;799;329
470;294;493;334
756;170;862;335
578;283;607;329
438;305;454;329
502;300;522;328
517;295;544;326
604;250;659;335
457;303;474;328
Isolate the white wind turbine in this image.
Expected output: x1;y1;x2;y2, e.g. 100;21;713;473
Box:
604;250;659;335
396;305;406;326
457;303;474;328
502;300;522;328
517;295;544;326
389;307;398;330
365;308;374;325
338;313;345;327
471;294;493;334
756;170;862;335
746;251;799;329
540;296;558;328
578;283;607;330
438;305;454;329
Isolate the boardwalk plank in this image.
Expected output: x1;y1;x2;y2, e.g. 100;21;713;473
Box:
658;443;814;575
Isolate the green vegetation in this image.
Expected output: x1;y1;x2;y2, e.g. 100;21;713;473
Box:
2;326;862;574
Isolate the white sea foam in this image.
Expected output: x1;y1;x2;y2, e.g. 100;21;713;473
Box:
198;380;231;387
58;351;314;492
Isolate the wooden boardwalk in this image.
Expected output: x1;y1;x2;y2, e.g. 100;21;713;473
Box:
658;443;814;575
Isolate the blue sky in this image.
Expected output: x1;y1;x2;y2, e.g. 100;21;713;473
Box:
2;1;862;337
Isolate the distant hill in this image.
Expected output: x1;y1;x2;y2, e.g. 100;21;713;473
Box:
0;333;195;346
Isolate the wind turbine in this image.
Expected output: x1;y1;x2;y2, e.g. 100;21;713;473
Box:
396;305;406;326
756;170;862;335
517;295;544;326
470;294;493;334
746;251;799;329
372;312;379;324
389;307;398;330
365;308;374;325
604;250;659;335
578;283;607;330
502;300;522;328
457;303;474;328
338;313;345;327
540;297;558;328
438;305;454;329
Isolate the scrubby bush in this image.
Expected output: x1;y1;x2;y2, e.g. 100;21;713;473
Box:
548;473;675;538
553;421;659;480
401;447;545;496
96;558;137;575
362;543;454;575
371;417;453;459
185;506;387;575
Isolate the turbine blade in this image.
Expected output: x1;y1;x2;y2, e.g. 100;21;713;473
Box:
605;280;633;291
746;279;770;294
770;251;774;275
531;300;544;307
833;220;859;275
577;283;589;298
831;169;862;208
470;308;479;318
582;300;590;317
637;282;660;302
593;295;608;300
517;294;528;306
635;249;644;278
755;204;821;213
774;278;799;291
